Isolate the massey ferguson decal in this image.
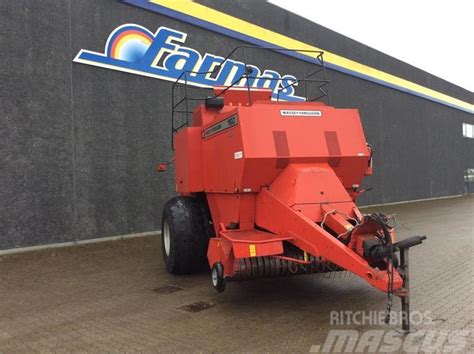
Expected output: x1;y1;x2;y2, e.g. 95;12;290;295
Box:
74;24;304;101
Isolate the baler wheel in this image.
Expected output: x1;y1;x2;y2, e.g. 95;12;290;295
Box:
211;262;225;292
161;196;210;274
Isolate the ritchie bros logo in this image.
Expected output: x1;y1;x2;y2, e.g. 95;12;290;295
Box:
74;24;304;101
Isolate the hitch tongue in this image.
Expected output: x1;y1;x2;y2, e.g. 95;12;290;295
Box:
393;235;427;250
368;235;427;261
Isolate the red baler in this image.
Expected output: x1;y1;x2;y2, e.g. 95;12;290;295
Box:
159;48;425;331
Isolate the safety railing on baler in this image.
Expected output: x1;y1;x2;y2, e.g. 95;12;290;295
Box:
171;46;331;149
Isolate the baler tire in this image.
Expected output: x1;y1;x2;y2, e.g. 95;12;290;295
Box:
161;196;210;274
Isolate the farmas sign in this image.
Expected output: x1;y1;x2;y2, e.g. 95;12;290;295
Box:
74;24;304;101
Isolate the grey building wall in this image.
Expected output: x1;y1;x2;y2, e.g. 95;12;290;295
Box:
1;0;473;250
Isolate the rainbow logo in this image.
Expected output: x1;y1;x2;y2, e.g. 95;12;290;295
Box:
105;24;154;62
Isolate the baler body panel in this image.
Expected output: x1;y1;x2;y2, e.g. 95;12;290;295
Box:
174;127;203;192
176;101;370;194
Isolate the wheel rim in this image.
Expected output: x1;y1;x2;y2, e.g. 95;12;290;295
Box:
163;220;171;256
212;267;218;287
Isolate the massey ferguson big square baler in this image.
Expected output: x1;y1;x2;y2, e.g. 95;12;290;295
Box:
159;47;426;331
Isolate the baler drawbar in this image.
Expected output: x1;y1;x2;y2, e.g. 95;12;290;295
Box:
158;47;426;331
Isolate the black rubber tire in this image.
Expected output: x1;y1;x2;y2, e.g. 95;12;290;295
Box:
161;196;210;274
211;262;225;292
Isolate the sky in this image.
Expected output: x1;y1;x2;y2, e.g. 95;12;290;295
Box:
268;0;474;92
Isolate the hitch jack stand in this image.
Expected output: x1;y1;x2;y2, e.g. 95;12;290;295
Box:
400;247;410;333
387;235;425;333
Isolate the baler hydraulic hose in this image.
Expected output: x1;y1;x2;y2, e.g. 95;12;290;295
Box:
364;213;396;323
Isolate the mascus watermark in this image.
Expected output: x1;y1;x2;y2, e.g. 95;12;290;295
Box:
310;329;469;353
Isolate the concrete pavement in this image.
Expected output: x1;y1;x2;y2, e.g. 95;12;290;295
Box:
0;195;472;352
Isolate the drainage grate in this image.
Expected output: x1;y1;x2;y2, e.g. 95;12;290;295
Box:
178;301;215;313
153;285;183;294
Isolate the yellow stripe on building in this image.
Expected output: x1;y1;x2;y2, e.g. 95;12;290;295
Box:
149;0;473;113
